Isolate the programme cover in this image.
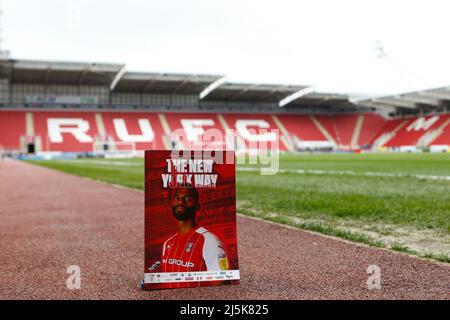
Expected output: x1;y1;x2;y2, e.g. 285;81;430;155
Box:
143;150;240;290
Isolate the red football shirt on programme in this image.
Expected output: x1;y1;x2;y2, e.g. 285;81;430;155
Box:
156;226;228;288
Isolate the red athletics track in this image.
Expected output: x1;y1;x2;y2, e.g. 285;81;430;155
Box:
0;160;448;299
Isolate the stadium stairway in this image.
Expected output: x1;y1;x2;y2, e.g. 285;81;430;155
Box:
350;115;364;148
271;115;295;152
94;113;107;138
158;114;172;149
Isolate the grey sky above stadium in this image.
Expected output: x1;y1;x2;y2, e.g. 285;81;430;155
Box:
2;0;449;97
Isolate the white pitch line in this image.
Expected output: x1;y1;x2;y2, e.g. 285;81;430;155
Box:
236;167;450;181
58;160;140;167
55;160;450;181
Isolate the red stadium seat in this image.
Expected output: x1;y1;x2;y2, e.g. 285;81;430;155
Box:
314;115;339;144
101;112;167;150
332;114;359;146
384;115;447;147
275;115;328;141
33;111;99;152
370;118;407;146
358;113;386;146
162;113;227;150
0;111;26;150
428;115;450;145
220;113;288;151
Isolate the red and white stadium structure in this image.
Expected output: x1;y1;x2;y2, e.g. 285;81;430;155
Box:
0;59;449;157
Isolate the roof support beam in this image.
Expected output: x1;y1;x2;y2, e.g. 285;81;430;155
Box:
375;97;417;109
199;76;227;100
255;85;288;102
314;95;338;107
419;90;450;101
142;79;155;93
229;84;259;101
110;65;126;91
44;67;52;85
399;94;440;106
171;78;190;95
279;86;315;108
359;101;397;111
78;68;89;86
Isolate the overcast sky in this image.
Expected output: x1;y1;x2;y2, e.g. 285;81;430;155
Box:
2;0;449;97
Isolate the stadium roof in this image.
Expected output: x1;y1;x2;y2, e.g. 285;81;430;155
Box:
201;82;308;103
2;58;450;112
0;59;125;87
0;58;357;108
114;72;222;95
358;86;450;111
286;92;353;108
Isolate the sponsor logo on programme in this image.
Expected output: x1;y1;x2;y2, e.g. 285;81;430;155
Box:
206;276;213;280
215;276;225;280
185;277;194;281
175;278;182;281
163;259;194;268
185;242;194;253
148;261;161;271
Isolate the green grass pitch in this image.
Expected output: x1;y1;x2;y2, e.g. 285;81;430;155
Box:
27;153;450;262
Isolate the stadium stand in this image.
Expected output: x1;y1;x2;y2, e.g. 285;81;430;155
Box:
2;110;450;154
0;58;449;155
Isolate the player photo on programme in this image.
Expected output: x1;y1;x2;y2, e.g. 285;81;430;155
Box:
143;150;240;290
